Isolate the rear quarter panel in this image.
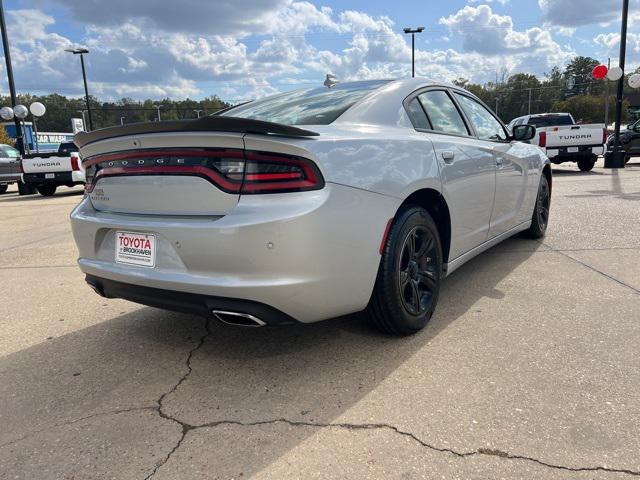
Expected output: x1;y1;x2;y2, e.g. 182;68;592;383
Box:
244;125;442;199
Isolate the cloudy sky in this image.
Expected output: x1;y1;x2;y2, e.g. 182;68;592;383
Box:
1;0;639;102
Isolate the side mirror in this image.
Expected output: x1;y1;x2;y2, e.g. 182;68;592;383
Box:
626;124;633;130
512;124;536;142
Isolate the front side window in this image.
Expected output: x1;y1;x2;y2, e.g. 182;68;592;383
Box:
417;91;469;136
454;93;508;141
220;80;391;126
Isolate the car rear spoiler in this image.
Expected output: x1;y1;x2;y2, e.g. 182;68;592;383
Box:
74;116;319;148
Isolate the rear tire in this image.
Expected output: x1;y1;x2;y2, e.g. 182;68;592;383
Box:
0;184;7;194
367;206;443;336
577;156;596;172
524;175;551;239
37;184;57;196
18;181;35;195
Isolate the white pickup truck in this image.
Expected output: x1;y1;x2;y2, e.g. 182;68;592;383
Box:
508;113;607;172
21;141;85;196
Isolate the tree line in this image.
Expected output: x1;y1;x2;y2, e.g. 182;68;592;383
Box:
2;56;638;133
0;94;229;132
455;56;635;124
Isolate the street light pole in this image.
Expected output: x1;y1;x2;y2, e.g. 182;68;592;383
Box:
66;48;93;130
605;0;629;168
120;116;126;126
153;104;164;121
193;109;203;118
77;110;87;130
0;0;24;154
403;27;425;78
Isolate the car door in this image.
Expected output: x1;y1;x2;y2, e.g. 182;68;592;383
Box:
0;145;20;178
408;89;496;260
452;92;531;238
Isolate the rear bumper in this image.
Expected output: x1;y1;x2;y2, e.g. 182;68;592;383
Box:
23;171;85;184
85;274;298;326
71;183;398;323
546;145;605;161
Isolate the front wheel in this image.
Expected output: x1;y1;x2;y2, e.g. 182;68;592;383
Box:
577;156;596;172
524;175;551;239
37;184;57;196
367;206;443;336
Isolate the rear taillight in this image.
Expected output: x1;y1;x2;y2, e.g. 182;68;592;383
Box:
603;128;608;144
82;148;324;195
18;158;23;174
241;151;323;194
71;154;80;171
539;131;547;148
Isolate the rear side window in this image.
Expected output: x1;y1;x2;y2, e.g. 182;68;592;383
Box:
406;98;430;130
417;91;469;136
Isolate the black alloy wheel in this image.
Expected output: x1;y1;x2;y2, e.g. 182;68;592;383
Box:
398;226;438;316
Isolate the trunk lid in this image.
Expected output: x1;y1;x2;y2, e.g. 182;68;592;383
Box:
78;118;319;216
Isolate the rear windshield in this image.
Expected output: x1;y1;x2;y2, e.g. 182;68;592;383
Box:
527;115;574;128
220;80;391;126
59;142;77;152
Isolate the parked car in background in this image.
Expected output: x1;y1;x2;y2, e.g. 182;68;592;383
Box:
71;78;551;335
606;119;639;163
21;142;85;196
508;113;607;172
0;144;21;194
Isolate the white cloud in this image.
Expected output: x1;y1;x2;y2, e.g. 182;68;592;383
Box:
539;0;640;27
0;2;581;101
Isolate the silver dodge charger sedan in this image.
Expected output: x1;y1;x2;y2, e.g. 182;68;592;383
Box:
71;78;551;335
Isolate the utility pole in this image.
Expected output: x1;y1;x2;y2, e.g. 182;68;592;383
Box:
0;0;24;154
495;97;499;116
528;88;532;115
65;48;93;130
604;0;629;168
403;27;424;78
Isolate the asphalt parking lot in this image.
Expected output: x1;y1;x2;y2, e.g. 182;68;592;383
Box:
1;159;639;479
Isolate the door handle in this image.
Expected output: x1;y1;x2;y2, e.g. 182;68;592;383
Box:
496;157;503;166
441;151;455;164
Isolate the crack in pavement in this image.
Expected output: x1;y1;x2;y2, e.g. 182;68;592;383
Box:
141;318;640;479
0;405;157;449
540;241;640;295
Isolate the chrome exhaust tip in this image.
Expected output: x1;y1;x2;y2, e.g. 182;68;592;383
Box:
212;310;267;327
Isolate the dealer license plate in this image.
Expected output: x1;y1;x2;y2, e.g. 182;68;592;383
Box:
567;147;579;153
115;231;156;268
45;173;55;179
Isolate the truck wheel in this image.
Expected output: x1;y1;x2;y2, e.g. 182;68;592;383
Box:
577;156;596;172
37;185;57;196
367;206;443;336
524;175;551;239
0;184;7;194
625;156;631;164
18;181;35;195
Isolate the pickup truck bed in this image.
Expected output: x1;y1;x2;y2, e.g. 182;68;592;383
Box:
21;142;85;196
